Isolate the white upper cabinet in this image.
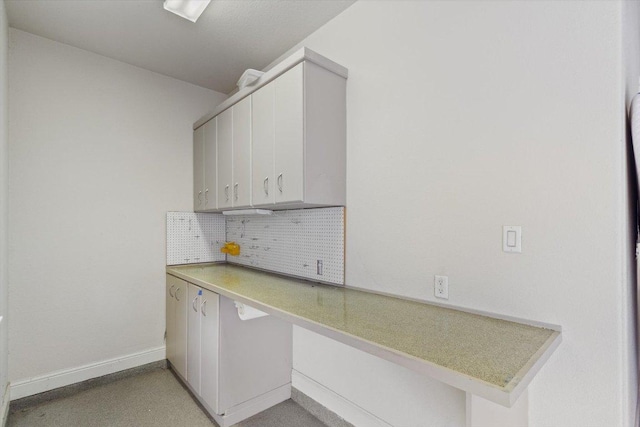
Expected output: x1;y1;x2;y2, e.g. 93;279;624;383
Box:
251;81;275;206
232;97;252;208
193;126;205;211
273;62;304;205
252;63;304;206
194;118;217;212
195;48;347;212
216;99;252;210
217;108;233;210
252;61;346;208
203;118;217;210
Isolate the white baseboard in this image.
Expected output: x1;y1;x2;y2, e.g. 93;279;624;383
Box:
1;383;9;427
10;346;166;400
292;369;392;427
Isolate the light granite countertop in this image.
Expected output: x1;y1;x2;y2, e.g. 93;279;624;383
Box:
166;263;561;407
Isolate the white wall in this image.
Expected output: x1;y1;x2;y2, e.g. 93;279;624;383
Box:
624;1;640;108
8;29;226;390
0;0;9;420
268;1;632;426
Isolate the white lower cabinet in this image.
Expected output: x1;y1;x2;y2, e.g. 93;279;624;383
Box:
187;283;219;413
187;284;203;395
200;289;220;414
166;275;188;379
167;275;292;427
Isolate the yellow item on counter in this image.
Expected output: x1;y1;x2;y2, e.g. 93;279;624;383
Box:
220;242;240;256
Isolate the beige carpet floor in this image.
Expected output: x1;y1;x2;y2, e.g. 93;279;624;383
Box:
8;367;326;427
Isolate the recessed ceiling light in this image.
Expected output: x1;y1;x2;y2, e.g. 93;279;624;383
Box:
163;0;211;23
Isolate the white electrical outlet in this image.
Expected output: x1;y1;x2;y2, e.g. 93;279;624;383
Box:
434;275;449;299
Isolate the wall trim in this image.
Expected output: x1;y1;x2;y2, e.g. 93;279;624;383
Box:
10;346;165;400
291;369;393;427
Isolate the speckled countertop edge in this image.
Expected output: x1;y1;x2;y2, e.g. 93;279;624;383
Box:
166;263;562;407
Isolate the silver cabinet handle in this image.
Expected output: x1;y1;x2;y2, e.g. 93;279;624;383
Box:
204;188;209;205
169;285;175;298
175;287;181;301
234;183;239;201
225;185;229;202
201;299;207;317
192;296;198;312
263;177;269;195
197;191;202;204
277;173;283;193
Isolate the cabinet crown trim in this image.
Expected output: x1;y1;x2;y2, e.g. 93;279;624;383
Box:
194;47;348;130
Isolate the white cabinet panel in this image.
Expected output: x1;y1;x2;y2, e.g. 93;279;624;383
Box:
193;126;205;211
251;81;275;207
217;108;233;209
274;62;304;205
232;97;252;208
187;283;202;394
218;295;292;414
195;119;218;212
185;285;220;414
200;288;220;414
174;280;188;379
166;279;176;364
203;118;217;210
166;274;188;379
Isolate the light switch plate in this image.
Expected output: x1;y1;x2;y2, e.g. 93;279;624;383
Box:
503;226;522;253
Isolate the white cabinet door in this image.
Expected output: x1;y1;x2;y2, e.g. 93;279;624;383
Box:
217;108;233;209
203;118;217;211
233;97;252;208
167;275;188;380
174;279;188;380
274;62;304;204
251;81;275;207
193;126;205;211
187;284;202;394
166;278;176;365
200;288;220;414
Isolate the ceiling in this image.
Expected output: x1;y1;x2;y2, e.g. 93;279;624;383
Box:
5;0;356;94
